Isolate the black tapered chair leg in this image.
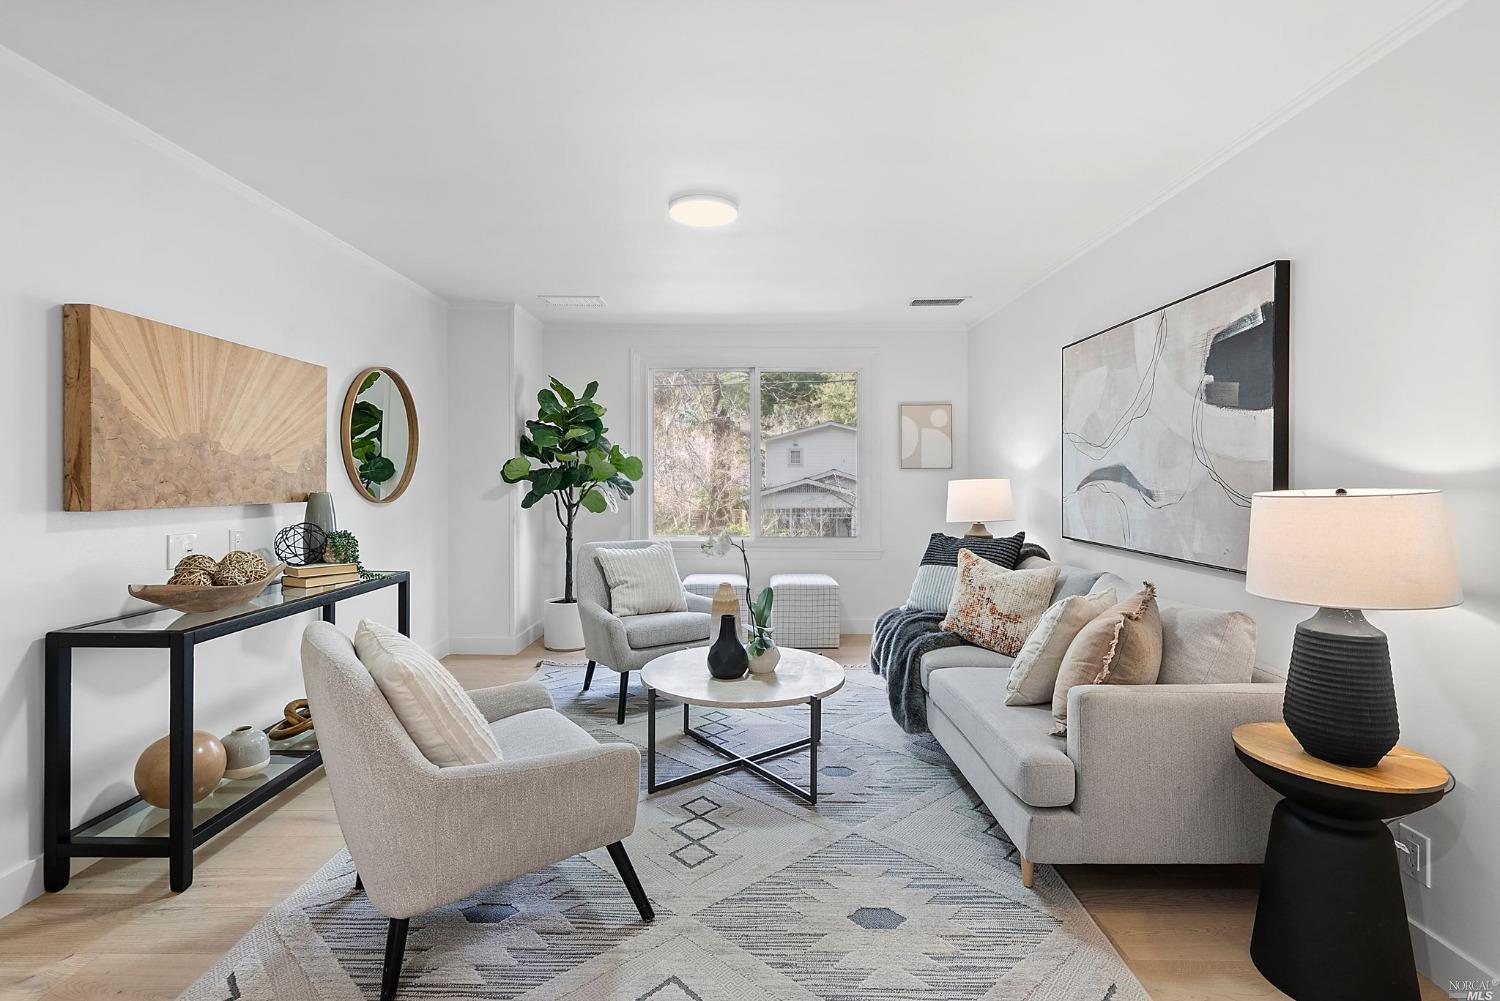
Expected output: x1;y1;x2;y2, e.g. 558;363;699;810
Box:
616;671;629;725
354;872;363;893
582;660;597;692
380;917;409;1001
606;841;655;922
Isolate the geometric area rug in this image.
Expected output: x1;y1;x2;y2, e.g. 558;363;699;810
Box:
180;660;1148;1001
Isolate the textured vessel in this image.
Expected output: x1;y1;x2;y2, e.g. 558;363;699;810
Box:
1283;608;1398;767
222;725;272;779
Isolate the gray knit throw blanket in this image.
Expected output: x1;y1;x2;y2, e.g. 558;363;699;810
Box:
872;542;1051;733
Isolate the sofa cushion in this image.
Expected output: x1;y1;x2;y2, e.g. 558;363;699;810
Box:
942;550;1060;655
1051;584;1163;735
1158;603;1258;685
489;708;596;759
928;668;1076;807
623;610;711;648
919;644;1014;691
1004;589;1117;706
904;563;957;613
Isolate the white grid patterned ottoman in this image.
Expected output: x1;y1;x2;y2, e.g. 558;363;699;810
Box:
682;573;747;620
769;573;840;648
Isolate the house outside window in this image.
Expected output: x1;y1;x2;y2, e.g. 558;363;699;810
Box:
646;366;861;540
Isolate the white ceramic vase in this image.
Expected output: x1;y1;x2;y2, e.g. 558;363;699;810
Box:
748;640;781;675
221;725;271;780
544;598;585;651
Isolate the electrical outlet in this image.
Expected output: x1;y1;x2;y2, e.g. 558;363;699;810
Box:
228;529;245;551
1395;822;1432;887
166;532;199;569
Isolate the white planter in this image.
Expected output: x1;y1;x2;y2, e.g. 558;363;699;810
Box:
544;599;585;651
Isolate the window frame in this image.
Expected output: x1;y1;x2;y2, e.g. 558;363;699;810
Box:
630;345;881;558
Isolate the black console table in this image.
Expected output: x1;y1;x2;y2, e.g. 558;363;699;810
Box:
44;571;409;893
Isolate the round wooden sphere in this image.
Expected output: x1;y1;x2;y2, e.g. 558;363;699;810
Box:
168;568;215;587
134;730;227;808
219;549;269;580
174;553;219;576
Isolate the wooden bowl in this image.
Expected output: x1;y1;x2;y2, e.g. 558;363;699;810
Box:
129;564;285;613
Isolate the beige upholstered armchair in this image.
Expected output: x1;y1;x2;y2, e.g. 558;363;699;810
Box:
577;540;712;723
300;622;654;1001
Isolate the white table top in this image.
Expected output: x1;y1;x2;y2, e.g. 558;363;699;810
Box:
640;646;846;708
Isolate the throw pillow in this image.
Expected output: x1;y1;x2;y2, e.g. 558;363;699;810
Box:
594;543;687;616
1004;588;1118;706
1050;584;1163;735
1157;602;1257;685
353;619;502;767
940;549;1060;656
904;531;1028;612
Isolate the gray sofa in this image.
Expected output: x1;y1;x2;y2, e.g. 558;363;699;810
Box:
921;556;1285;887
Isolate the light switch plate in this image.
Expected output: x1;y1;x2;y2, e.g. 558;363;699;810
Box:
166;532;198;569
228;529;245;551
1395;822;1432;887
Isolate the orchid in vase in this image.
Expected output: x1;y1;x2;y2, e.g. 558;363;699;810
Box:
701;530;778;670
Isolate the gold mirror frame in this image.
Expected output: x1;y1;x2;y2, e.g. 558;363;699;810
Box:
340;367;419;504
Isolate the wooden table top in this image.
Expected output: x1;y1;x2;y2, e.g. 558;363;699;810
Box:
640;647;845;708
1233;722;1450;795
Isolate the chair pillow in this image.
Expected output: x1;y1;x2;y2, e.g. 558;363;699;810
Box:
1004;589;1117;706
595;543;687;616
1050;584;1163;735
353;620;502;767
940;549;1060;656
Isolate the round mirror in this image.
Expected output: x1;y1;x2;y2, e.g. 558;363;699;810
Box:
340;367;418;503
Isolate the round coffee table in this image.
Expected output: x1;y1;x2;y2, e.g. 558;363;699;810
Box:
640;647;845;805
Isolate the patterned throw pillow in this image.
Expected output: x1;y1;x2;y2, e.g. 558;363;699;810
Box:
595;543;688;616
940;549;1060;656
904;531;1027;612
1050;584;1163;735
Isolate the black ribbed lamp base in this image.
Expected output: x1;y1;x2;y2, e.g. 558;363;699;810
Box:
1283;608;1398;768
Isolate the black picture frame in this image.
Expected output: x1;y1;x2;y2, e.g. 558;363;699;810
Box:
1060;260;1290;574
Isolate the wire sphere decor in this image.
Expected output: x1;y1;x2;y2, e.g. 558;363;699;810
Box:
274;522;328;567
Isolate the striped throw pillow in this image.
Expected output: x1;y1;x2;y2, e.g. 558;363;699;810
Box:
595;543;688;616
920;531;1027;569
354;620;502;767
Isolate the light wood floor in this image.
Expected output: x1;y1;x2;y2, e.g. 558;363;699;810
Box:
0;637;1444;1001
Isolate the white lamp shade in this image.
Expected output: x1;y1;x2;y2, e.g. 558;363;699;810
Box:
1246;489;1462;610
946;478;1014;524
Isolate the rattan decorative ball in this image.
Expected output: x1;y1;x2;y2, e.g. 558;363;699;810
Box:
274;523;327;567
219;549;269;580
212;565;254;587
174;553;220;576
168;568;215;587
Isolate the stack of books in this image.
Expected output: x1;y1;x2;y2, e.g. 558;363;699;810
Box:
281;563;361;591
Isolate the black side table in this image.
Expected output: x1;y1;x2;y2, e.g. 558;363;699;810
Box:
1233;722;1451;1001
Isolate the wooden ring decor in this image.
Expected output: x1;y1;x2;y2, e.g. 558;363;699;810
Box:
267;699;314;741
341;367;419;504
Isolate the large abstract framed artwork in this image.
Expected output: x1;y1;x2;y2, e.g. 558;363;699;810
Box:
1061;261;1289;572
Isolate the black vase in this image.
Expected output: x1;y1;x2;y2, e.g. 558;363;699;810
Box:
1283;607;1399;767
706;614;749;680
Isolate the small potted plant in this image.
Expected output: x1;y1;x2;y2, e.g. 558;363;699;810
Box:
702;530;778;673
502;378;643;650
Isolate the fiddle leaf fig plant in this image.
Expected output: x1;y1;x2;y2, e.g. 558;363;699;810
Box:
501;377;644;602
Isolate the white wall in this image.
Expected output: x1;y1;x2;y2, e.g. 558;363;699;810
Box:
447;304;548;654
967;1;1499;982
0;49;451;914
542;325;971;631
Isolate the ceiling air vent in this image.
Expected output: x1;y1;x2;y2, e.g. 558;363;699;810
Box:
538;294;606;307
909;297;969;307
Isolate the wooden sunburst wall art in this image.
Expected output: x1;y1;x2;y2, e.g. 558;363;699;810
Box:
64;304;327;511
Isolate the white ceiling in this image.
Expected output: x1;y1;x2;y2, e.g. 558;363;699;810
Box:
0;0;1445;326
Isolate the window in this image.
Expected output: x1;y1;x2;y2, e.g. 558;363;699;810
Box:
650;368;859;540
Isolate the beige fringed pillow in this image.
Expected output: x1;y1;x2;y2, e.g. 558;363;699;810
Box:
940;549;1060;656
1050;583;1163;735
1004;589;1118;706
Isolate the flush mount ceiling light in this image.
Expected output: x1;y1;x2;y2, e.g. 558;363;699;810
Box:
668;192;738;228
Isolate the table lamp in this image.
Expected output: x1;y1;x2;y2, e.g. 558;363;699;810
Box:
1246;488;1462;767
946;478;1014;539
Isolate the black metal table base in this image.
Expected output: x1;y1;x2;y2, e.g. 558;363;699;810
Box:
646;689;822;804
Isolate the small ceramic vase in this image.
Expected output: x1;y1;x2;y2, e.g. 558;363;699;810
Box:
706;614;749;680
710;582;742;633
748;640;781;675
222;725;272;779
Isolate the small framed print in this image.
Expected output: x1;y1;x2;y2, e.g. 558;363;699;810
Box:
899;402;953;469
